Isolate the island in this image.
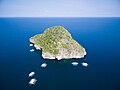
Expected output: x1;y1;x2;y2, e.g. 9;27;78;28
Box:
29;26;86;60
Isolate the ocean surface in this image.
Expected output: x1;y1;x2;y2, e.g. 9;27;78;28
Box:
0;18;120;90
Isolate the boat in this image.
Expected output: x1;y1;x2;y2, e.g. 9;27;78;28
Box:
30;49;34;52
41;63;47;68
29;78;37;85
81;62;88;67
29;44;33;46
29;72;35;77
71;62;78;66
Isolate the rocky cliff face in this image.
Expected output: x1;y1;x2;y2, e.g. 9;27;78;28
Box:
30;26;86;60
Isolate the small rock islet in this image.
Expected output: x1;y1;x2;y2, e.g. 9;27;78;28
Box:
30;26;86;60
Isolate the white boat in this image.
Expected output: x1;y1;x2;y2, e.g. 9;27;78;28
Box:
29;78;37;85
29;72;35;77
30;49;34;52
41;63;47;68
29;44;33;46
81;62;88;67
71;62;78;66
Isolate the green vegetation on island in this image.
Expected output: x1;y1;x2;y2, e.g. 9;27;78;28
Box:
30;26;86;60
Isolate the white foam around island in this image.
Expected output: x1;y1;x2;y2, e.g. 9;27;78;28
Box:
29;78;37;85
29;44;33;46
30;49;34;52
71;62;78;66
41;63;47;68
29;72;35;77
81;62;88;67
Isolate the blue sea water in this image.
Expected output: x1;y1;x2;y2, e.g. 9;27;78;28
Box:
0;18;120;90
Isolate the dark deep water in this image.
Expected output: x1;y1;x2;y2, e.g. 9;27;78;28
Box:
0;18;120;90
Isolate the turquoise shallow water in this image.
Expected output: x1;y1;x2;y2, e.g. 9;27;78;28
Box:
0;18;120;90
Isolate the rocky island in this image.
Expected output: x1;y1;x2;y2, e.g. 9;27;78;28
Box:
30;26;86;60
